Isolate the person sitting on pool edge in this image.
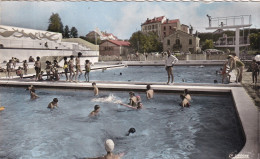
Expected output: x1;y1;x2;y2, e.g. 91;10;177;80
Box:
47;98;58;109
92;82;99;96
128;92;137;106
87;139;124;159
180;94;190;107
146;84;154;99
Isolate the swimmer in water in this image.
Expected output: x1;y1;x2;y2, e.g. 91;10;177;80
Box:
146;84;154;99
89;105;100;117
137;102;143;109
92;82;99;96
87;139;124;159
128;92;137;106
47;98;58;109
126;128;136;136
180;94;190;107
184;89;191;102
27;85;39;99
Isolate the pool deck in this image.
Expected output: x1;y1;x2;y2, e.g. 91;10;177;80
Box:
0;63;259;159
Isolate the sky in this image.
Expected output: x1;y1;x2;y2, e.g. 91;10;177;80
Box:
1;1;260;40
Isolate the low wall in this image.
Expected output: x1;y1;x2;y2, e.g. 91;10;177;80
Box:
99;54;230;62
0;48;99;64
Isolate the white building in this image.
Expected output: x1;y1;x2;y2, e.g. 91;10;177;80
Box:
0;25;99;64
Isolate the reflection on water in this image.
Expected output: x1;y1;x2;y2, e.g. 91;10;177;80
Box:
0;87;244;159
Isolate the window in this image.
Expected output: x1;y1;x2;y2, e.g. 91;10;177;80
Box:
176;39;180;45
152;25;154;29
145;26;147;30
189;39;192;45
164;26;166;31
148;26;151;30
169;26;172;30
164;32;166;37
167;40;170;45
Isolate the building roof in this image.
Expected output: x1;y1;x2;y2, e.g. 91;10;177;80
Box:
163;19;180;24
107;40;130;46
181;24;189;27
142;16;165;25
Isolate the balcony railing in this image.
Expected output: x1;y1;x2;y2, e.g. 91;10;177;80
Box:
215;36;250;46
207;15;252;28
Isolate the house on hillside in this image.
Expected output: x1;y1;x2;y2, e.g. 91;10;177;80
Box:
99;40;130;56
163;30;200;53
86;29;118;44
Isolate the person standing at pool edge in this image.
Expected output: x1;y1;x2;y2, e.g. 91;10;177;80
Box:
75;52;83;82
85;60;91;82
165;50;178;84
34;56;41;81
69;55;75;82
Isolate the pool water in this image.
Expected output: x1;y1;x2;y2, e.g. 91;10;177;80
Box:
61;66;223;83
0;87;244;159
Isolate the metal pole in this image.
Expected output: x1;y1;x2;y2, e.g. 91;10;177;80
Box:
235;27;240;57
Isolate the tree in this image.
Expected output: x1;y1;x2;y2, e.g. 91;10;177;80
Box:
70;27;78;38
202;39;214;50
129;31;162;53
250;32;260;50
63;25;70;38
47;13;63;33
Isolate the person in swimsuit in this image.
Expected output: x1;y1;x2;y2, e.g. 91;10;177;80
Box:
63;57;69;81
47;98;58;109
128;92;137;106
75;52;83;82
6;60;12;78
251;59;259;85
85;60;91;82
180;94;190;107
34;56;41;81
92;82;99;96
69;55;75;82
23;60;28;75
165;50;178;84
87;139;124;159
89;105;100;117
146;84;154;99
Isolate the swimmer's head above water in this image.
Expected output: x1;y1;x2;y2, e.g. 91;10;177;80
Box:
105;139;114;153
126;128;136;136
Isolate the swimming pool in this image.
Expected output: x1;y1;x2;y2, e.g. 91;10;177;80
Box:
0;87;244;159
61;66;223;83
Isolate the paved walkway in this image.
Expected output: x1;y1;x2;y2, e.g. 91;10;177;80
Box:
242;71;260;109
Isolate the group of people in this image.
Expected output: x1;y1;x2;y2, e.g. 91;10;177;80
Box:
220;54;245;84
5;57;25;78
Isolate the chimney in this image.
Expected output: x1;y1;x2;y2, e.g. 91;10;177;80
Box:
166;19;169;23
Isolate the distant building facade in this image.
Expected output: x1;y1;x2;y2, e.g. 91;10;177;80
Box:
99;40;130;56
161;19;181;40
163;30;200;53
141;16;167;40
86;29;118;42
181;24;189;34
141;16;200;53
